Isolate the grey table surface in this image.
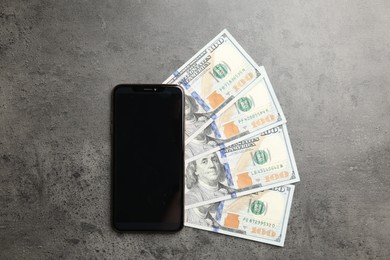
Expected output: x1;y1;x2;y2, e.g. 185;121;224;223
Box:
1;0;390;259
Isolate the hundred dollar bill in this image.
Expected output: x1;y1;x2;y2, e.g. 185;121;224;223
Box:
163;29;265;144
185;68;286;159
184;124;299;209
185;185;295;247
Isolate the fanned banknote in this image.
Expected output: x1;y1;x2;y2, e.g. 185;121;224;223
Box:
184;124;299;209
185;68;286;159
162;29;300;246
185;185;295;247
164;29;265;144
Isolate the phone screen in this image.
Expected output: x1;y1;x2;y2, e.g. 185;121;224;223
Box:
112;85;184;231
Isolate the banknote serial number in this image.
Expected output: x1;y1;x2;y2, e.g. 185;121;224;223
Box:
243;217;276;228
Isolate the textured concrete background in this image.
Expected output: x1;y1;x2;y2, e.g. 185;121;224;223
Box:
1;0;389;259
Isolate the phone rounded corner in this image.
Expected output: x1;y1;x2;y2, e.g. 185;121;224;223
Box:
111;220;123;233
171;215;185;232
112;84;125;95
171;84;184;93
175;222;185;232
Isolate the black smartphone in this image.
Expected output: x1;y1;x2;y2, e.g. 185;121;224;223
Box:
112;84;184;232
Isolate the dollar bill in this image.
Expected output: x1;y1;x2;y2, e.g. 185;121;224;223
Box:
184;124;299;209
185;185;295;247
185;68;286;159
163;29;265;143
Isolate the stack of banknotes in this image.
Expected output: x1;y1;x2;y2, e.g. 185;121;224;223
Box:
163;29;300;247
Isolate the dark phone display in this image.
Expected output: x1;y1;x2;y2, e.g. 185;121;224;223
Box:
113;86;184;231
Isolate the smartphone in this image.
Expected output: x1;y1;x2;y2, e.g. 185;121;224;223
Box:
112;84;184;232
